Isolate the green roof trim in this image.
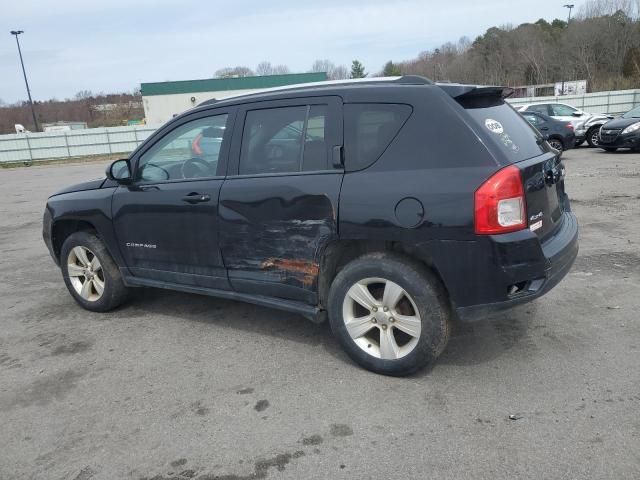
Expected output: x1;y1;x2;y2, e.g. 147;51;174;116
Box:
141;72;328;96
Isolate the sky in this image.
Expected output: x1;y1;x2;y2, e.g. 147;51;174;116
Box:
1;0;580;104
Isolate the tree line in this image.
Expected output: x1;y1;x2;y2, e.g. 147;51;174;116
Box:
0;92;144;135
394;0;640;92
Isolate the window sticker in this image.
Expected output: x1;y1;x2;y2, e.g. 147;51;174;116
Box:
485;118;504;134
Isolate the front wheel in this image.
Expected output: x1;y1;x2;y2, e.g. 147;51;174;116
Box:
60;232;128;312
586;127;600;147
328;253;451;376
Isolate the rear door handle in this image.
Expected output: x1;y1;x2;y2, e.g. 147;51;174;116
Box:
540;126;549;131
182;192;211;204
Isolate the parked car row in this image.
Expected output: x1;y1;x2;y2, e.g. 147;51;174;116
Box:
517;102;640;154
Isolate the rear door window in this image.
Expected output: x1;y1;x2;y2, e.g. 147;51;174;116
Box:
550;104;577;116
239;104;331;175
462;100;546;162
526;104;551;115
344;103;412;171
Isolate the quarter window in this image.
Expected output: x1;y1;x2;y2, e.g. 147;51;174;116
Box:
137;114;228;182
239;105;329;175
344;103;412;171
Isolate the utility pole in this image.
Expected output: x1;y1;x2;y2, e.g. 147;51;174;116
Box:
10;30;39;132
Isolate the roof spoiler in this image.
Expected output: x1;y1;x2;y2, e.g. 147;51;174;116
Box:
437;83;515;100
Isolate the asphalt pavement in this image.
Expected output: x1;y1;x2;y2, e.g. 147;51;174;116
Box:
0;147;639;479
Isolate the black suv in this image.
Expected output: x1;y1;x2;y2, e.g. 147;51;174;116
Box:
43;76;578;376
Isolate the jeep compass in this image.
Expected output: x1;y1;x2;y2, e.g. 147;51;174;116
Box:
43;76;579;376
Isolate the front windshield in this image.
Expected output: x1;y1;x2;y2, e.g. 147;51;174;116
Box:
623;106;640;118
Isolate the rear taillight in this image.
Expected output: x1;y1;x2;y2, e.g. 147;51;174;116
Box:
566;123;574;130
474;165;526;235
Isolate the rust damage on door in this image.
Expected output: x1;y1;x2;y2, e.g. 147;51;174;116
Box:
262;257;320;286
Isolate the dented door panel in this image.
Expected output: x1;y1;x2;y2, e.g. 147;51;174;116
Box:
218;174;342;303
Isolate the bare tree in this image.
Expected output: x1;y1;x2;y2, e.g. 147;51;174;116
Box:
311;59;349;80
272;64;290;75
256;62;291;75
74;90;93;100
214;66;254;78
255;61;274;76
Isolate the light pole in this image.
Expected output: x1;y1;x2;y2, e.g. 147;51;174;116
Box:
559;4;575;96
563;4;574;23
10;30;39;132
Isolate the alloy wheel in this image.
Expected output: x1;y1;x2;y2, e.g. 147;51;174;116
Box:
342;277;421;360
549;139;563;151
67;246;105;302
590;129;600;146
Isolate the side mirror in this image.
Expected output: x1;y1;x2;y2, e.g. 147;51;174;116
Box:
106;159;132;184
572;111;583;117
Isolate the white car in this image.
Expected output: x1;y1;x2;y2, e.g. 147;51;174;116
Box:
515;102;610;146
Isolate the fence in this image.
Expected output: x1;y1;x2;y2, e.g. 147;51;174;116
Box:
2;88;640;164
0;125;158;164
507;89;640;115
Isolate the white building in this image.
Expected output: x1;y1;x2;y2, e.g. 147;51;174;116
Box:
141;72;328;126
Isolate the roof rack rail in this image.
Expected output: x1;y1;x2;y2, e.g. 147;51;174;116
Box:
198;98;217;107
196;75;435;107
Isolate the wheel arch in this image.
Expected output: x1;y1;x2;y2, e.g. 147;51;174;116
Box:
51;218;100;262
547;134;565;148
317;239;450;310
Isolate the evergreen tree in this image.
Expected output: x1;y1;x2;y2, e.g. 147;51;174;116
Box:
382;61;402;77
350;60;367;78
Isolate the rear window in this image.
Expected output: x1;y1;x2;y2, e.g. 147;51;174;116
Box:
344;103;412;171
462;98;546;162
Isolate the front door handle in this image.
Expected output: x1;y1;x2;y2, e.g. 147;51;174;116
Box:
540;126;549;131
182;192;211;204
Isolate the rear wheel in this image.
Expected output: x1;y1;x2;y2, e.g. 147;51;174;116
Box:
60;232;128;312
548;138;564;152
328;252;451;376
586;126;600;147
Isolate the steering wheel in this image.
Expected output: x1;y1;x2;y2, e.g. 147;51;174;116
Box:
181;157;213;179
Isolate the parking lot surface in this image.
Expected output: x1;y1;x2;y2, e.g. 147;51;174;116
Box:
1;148;639;480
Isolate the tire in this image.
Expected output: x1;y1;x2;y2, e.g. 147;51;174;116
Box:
548;138;564;152
602;147;618;152
60;231;128;312
328;252;451;376
586;127;601;147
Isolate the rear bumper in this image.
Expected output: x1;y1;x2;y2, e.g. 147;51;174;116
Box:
563;133;576;150
430;211;579;322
